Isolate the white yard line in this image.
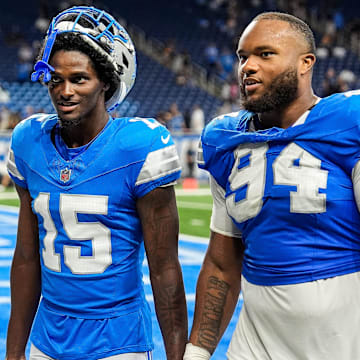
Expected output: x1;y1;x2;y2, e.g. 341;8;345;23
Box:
0;296;10;304
177;201;212;210
0;238;12;246
0;192;18;200
180;233;209;244
0;249;14;257
175;188;211;196
0;281;10;287
0;260;12;267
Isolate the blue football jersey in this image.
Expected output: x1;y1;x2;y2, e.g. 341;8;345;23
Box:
7;114;181;359
199;91;360;286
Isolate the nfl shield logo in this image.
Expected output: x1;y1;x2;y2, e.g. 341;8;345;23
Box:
60;168;71;183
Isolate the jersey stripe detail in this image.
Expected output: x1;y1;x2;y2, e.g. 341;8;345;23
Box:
135;145;180;186
209;175;242;238
7;149;25;181
196;141;204;165
352;159;360;210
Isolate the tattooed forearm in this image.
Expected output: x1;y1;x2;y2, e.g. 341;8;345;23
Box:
138;186;186;358
137;187;179;257
144;213;176;256
154;282;187;343
197;276;230;352
151;268;187;359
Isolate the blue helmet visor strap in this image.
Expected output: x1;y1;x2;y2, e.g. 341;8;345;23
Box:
31;28;58;83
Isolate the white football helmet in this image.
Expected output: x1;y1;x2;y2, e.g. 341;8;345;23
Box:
31;6;137;112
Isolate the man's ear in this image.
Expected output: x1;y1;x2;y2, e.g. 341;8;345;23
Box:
300;53;316;76
103;83;110;91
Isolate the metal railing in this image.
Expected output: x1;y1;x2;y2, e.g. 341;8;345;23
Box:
127;24;224;98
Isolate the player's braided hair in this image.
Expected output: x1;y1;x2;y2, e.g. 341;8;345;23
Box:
253;12;316;55
36;32;120;102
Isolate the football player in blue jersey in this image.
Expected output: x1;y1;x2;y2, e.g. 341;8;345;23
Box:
184;12;360;360
5;6;187;360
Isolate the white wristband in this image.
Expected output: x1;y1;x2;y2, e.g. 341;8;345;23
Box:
183;343;211;359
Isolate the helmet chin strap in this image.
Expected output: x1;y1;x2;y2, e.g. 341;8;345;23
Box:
106;82;127;112
31;29;59;83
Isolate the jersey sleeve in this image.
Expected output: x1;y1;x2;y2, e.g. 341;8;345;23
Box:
196;139;205;167
345;91;360;186
210;175;242;238
196;111;249;188
352;158;360;211
6;113;52;189
7;121;30;189
134;122;181;198
7;145;27;188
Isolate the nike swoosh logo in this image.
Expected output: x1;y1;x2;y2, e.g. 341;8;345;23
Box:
161;134;171;144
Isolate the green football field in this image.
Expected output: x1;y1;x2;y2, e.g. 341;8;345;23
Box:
0;186;213;238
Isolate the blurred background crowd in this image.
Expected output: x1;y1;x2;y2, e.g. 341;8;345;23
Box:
1;0;360;129
0;0;359;186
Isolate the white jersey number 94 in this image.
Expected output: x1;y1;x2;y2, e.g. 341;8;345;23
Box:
227;142;329;223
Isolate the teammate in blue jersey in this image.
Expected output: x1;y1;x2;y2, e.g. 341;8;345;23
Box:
5;6;187;360
184;12;360;360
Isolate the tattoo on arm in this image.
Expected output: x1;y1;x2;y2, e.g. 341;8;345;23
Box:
155;283;187;345
144;212;174;256
197;276;230;352
138;187;187;357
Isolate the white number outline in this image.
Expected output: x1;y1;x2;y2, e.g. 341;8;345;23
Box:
227;142;328;222
34;193;112;274
129;117;161;129
34;193;60;272
273;143;328;213
226;143;268;223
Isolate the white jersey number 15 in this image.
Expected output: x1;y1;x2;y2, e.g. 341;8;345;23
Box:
34;193;111;274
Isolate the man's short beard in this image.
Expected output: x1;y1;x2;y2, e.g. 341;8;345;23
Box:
58;117;82;130
240;68;299;113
